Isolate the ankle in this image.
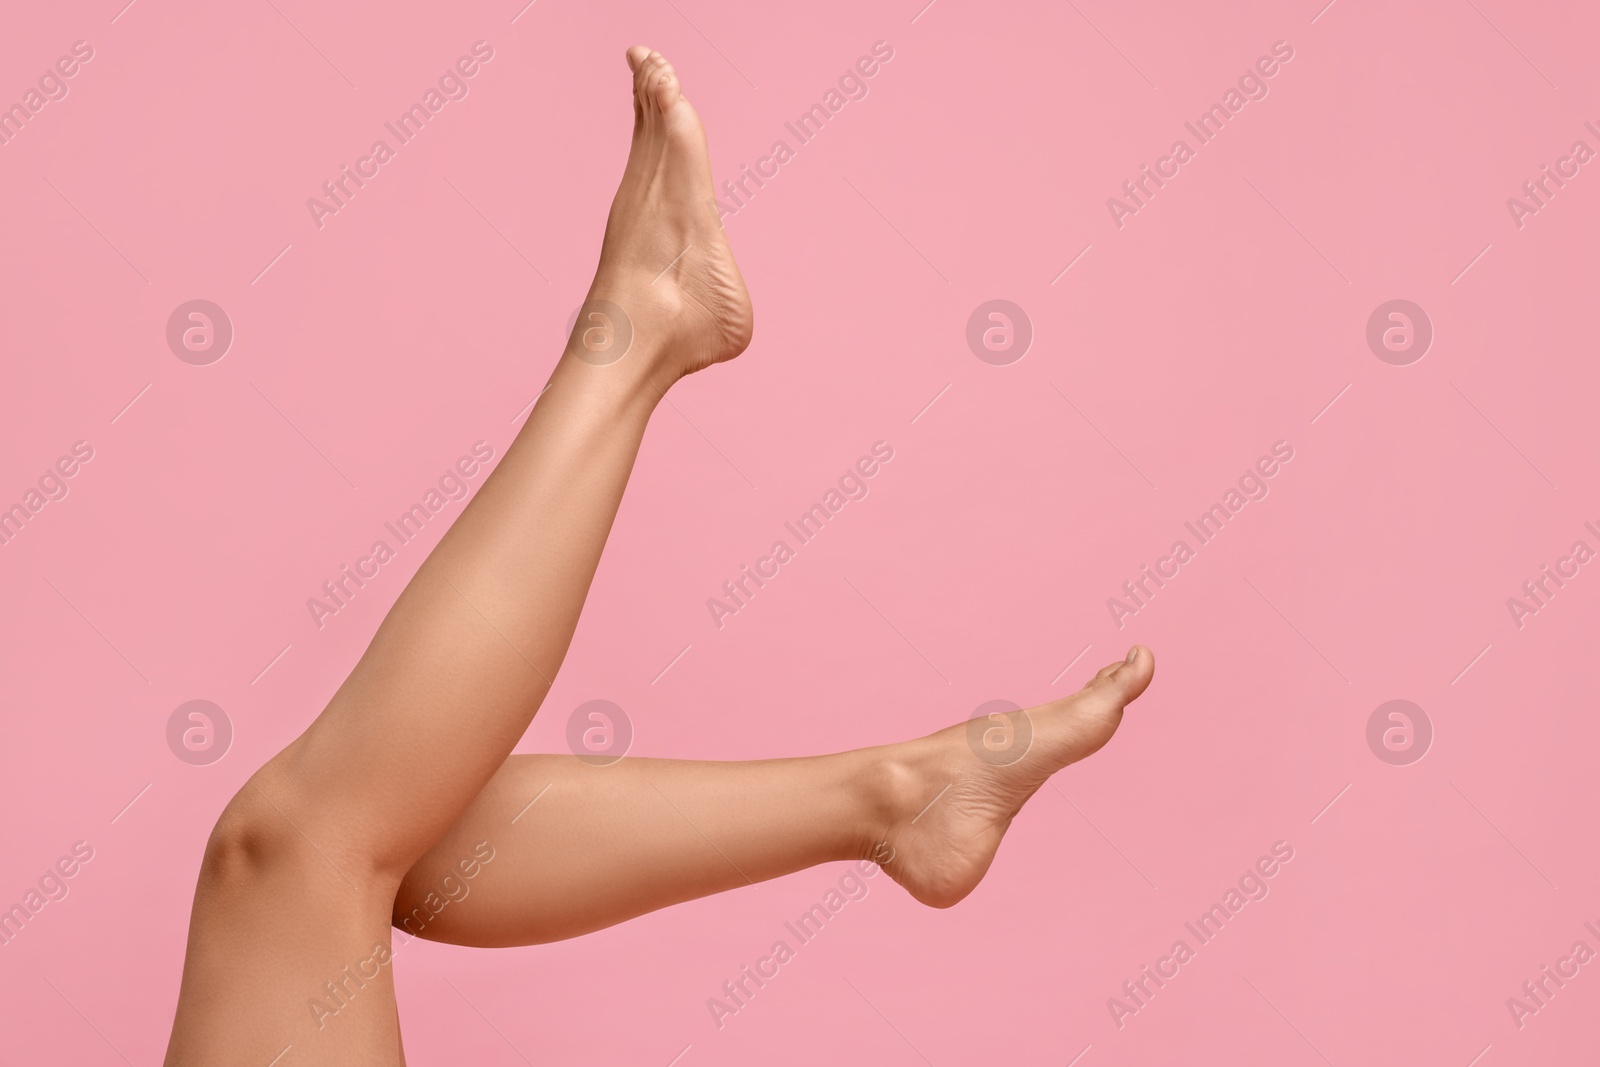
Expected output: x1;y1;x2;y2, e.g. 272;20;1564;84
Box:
854;743;931;861
575;273;709;379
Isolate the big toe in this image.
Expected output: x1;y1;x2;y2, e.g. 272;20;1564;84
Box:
1091;645;1155;704
626;48;683;113
1034;646;1155;761
638;51;683;113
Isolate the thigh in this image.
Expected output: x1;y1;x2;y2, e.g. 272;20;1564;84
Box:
164;777;408;1066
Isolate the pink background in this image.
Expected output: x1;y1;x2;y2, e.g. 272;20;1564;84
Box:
3;0;1598;1063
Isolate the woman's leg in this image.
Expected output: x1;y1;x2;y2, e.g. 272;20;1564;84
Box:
165;47;751;1065
396;653;1153;947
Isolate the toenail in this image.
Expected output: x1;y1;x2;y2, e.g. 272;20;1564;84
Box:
1125;646;1138;666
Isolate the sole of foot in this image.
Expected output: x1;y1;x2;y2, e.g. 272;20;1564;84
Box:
571;46;753;383
877;646;1155;908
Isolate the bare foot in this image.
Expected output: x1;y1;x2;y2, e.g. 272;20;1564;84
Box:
871;647;1155;908
570;46;753;382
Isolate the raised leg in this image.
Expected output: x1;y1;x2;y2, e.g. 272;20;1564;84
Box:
395;652;1154;947
164;46;750;1065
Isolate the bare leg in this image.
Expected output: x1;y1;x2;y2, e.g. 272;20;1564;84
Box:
397;653;1154;947
165;47;751;1065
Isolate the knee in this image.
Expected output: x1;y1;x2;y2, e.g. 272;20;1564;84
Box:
198;777;301;889
198;767;396;902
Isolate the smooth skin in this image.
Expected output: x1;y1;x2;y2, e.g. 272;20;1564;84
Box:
163;47;1153;1065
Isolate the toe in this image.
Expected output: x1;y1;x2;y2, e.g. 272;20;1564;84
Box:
1032;649;1153;764
643;53;683;113
1090;646;1155;703
631;51;671;118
